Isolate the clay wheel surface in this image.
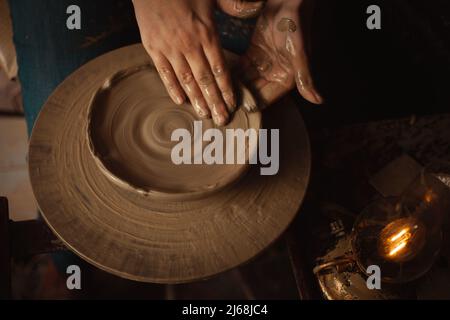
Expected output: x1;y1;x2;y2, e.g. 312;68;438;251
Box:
29;44;311;283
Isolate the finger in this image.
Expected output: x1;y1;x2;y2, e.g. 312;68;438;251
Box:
238;81;259;112
203;39;236;113
216;0;265;19
169;54;210;119
186;49;229;126
285;30;323;104
240;59;287;108
150;52;186;105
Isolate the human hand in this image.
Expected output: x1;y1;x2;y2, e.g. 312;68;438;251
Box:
239;0;323;107
132;0;236;125
216;0;265;19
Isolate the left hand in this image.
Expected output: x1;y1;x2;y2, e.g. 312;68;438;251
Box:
238;0;323;107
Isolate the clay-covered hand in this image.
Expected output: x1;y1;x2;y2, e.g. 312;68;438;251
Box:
240;0;323;107
216;0;265;19
133;0;235;125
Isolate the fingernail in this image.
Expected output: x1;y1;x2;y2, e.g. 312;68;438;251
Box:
169;91;184;105
213;114;228;126
241;84;259;112
200;111;208;118
175;95;184;105
196;107;209;118
194;104;204;117
300;87;323;105
243;102;256;112
223;92;236;112
295;72;323;105
193;99;209;118
312;90;323;104
303;87;323;104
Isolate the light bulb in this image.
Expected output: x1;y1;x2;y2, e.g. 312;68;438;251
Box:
352;192;442;283
378;217;426;263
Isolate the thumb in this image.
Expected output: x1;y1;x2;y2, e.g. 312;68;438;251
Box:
216;0;265;19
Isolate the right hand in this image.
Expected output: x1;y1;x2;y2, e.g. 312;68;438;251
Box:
133;0;236;126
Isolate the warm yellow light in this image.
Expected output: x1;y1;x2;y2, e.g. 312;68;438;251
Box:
424;189;434;203
389;228;409;243
388;240;408;256
387;227;411;257
378;218;425;262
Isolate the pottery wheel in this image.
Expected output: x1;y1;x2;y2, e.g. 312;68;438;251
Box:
28;44;311;283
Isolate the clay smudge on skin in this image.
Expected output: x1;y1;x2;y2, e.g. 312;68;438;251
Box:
87;65;261;197
276;18;297;33
275;17;298;60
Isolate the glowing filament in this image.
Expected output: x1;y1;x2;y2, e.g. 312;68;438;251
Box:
387;227;412;257
378;217;425;262
389;228;409;243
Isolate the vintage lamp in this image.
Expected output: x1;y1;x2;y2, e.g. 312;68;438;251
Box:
352;163;450;283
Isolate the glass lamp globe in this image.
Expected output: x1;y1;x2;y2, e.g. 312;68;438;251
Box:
351;167;449;283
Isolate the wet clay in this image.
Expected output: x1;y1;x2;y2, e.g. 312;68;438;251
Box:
88;65;261;197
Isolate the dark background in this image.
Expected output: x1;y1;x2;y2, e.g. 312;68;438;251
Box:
302;0;450;127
